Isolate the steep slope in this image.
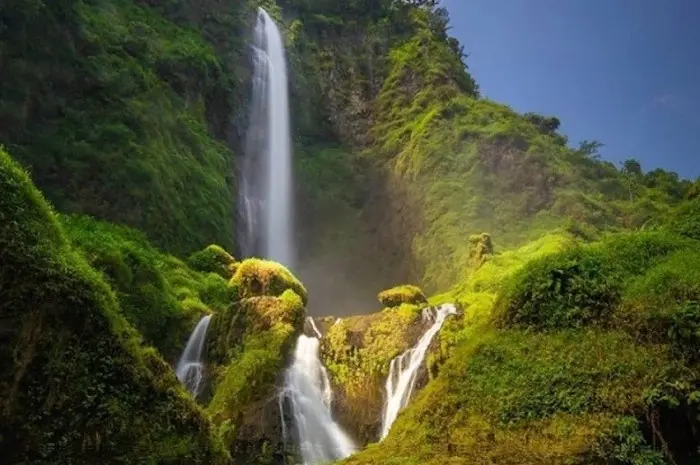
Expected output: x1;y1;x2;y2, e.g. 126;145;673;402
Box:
62;215;237;362
0;0;236;255
343;229;700;465
283;1;691;299
0;147;231;464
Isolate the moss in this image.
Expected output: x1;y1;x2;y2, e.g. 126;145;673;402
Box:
0;147;230;464
62;214;235;361
230;258;308;306
378;285;428;308
206;277;305;461
187;244;237;279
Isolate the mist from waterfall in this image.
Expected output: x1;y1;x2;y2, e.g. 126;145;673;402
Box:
175;315;212;398
380;304;457;439
239;8;294;269
281;318;356;464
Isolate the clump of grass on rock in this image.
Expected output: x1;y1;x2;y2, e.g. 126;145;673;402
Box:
378;284;428;308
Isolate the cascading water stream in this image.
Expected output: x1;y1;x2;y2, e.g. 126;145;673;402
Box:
281;317;356;464
380;304;457;439
240;8;294;269
175;315;212;398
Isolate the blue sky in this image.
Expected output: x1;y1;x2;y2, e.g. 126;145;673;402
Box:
441;0;700;178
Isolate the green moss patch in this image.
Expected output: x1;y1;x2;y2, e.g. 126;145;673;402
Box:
231;258;308;306
378;285;428;308
187;244;237;279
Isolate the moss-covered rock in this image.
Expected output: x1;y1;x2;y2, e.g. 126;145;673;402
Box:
231;258;308;306
187;244;237;279
377;284;428;308
207;260;306;463
321;304;436;443
468;232;494;268
0;148;231;464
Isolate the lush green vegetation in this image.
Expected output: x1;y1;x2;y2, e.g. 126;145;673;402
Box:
343;228;700;464
62;215;236;360
0;0;236;255
0;147;231;464
2;0;700;463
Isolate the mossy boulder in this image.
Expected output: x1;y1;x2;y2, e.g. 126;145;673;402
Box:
322;304;441;443
207;274;306;462
0;148;230;464
187;244;237;279
377;284;428;308
231;258;308;305
468;232;494;268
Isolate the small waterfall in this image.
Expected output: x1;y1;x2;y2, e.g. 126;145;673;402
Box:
281;318;356;464
175;315;212;397
380;304;457;439
240;8;294;269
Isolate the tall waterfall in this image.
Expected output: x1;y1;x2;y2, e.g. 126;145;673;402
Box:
240;8;294;269
175;315;212;397
380;304;457;439
281;318;356;464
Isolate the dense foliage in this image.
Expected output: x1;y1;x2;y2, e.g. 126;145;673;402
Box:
0;148;231;464
2;0;699;464
0;0;236;255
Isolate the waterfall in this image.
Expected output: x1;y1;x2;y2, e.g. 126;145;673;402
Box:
240;8;294;269
281;318;356;464
380;304;457;439
175;315;212;398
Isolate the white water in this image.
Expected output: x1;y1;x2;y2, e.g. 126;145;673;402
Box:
380;304;457;439
240;8;294;268
175;315;212;398
282;318;356;464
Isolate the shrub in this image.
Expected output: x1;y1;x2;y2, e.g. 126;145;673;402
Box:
496;232;688;330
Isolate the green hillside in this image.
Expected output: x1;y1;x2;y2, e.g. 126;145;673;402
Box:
1;1;698;464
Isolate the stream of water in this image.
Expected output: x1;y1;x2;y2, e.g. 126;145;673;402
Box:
380;304;457;439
